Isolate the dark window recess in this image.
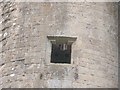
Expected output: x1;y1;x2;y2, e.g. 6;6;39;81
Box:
51;43;71;64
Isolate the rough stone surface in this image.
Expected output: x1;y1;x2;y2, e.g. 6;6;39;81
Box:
0;1;118;88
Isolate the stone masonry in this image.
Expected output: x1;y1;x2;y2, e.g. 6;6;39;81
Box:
0;1;118;88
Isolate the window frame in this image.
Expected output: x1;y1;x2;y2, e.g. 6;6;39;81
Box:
47;36;77;65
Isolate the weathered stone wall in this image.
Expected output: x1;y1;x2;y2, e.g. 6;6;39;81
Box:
118;2;120;90
0;2;118;88
0;1;24;88
0;1;2;89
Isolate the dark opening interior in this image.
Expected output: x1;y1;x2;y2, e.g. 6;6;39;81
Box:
51;43;71;64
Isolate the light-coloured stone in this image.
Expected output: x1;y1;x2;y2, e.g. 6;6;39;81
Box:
0;1;118;89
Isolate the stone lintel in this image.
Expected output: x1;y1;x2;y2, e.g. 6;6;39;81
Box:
47;35;77;44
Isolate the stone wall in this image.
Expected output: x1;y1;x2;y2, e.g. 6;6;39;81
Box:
0;1;118;88
118;2;120;90
0;1;2;89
